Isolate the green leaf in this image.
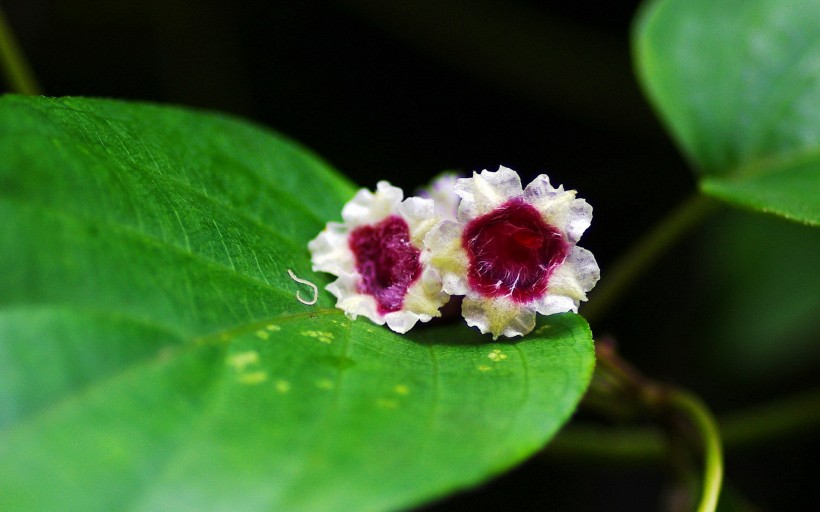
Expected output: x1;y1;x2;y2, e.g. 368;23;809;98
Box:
0;95;594;511
634;0;820;225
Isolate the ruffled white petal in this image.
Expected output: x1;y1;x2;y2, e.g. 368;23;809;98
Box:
533;293;578;316
403;266;449;317
308;222;354;276
524;174;592;243
528;247;599;318
462;295;536;339
455;166;524;221
341;181;404;226
326;271;382;324
424;220;469;296
383;268;449;334
397;196;439;246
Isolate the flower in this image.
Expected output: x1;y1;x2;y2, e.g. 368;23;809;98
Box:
308;181;449;333
424;166;600;339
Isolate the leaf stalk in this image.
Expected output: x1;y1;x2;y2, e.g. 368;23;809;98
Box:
583;193;719;324
0;6;41;95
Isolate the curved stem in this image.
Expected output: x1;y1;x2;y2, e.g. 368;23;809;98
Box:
583;193;719;324
666;389;723;512
0;6;41;95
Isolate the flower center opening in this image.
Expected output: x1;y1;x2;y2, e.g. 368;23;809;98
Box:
349;215;422;315
462;198;569;303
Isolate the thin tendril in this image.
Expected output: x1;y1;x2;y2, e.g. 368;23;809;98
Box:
287;269;318;305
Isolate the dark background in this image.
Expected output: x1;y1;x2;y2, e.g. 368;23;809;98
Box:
5;1;818;510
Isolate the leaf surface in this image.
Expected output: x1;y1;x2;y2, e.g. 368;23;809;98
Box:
634;0;820;225
0;95;594;511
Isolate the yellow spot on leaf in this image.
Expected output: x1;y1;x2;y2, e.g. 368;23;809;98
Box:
536;324;553;334
478;365;492;372
394;385;410;395
301;330;334;344
255;330;269;340
239;371;268;385
227;351;259;371
266;324;281;332
275;380;291;393
488;349;508;361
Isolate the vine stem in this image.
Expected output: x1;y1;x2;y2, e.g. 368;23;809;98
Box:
583;193;719;324
0;6;41;95
666;388;723;512
575;342;724;510
547;388;820;462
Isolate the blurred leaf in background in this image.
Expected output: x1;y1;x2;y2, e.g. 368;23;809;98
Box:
635;0;820;225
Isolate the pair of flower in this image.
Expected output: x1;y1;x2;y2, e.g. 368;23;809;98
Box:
308;166;600;339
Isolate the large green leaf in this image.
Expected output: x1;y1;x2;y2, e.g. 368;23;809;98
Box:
634;0;820;225
0;95;594;511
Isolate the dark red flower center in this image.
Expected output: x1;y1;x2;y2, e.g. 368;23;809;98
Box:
349;215;422;315
462;198;569;303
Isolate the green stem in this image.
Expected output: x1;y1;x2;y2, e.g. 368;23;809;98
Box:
0;6;41;95
545;424;664;462
547;388;820;462
582;193;719;324
666;389;723;512
720;388;820;447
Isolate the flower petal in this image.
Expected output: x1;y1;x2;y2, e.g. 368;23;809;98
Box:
397;196;440;246
326;271;382;324
341;181;403;226
462;295;536;339
455;166;524;221
424;220;469;296
544;246;600;305
524;174;592;243
402;266;449;318
308;222;354;276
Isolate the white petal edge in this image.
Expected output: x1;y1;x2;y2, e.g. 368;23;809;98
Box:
423;220;470;296
455;166;524;221
341;180;404;226
308;222;355;276
326;272;383;326
524;174;592;243
535;246;601;313
397;196;440;246
462;295;536;339
384;310;426;334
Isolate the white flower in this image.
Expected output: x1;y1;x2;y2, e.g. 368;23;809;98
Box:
424;166;600;339
308;181;449;333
